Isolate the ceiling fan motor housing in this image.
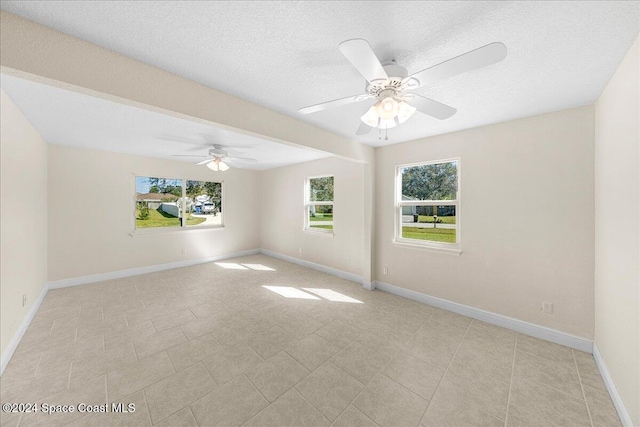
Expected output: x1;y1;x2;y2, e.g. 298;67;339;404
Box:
209;146;227;158
366;62;410;99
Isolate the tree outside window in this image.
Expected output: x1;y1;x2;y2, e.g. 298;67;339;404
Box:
397;160;459;246
306;176;334;232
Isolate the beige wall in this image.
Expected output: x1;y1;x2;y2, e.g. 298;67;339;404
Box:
375;105;595;339
260;157;366;278
48;144;260;281
0;89;48;356
595;36;639;426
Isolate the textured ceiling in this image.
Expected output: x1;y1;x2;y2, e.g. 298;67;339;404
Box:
0;74;330;170
1;1;638;147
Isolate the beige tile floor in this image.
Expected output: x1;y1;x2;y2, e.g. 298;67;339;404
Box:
0;254;621;427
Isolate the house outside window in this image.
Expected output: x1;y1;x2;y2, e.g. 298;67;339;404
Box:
135;176;223;231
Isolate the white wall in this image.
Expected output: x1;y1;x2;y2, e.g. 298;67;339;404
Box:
0;89;48;356
47;144;260;281
375;105;595;339
0;11;374;164
260;157;366;278
595;36;639;426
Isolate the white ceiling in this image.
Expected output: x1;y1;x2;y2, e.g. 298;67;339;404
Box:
0;74;331;170
1;1;638;147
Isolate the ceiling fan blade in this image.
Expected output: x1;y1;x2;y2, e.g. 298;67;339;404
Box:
356;122;372;135
195;158;213;165
407;42;507;89
299;93;372;115
338;39;389;84
172;154;208;157
225;156;257;163
409;95;457;120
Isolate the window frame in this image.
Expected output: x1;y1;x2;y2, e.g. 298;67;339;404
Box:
394;158;461;253
132;175;225;236
304;174;334;235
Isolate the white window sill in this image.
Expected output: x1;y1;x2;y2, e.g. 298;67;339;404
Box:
303;228;334;237
130;225;225;237
393;239;462;256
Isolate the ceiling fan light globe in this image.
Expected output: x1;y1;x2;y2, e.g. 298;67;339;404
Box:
218;161;230;171
377;97;399;120
397;101;417;124
360;105;379;127
206;160;220;171
378;118;397;129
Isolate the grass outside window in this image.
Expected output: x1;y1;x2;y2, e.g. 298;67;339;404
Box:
136;208;205;228
402;227;456;243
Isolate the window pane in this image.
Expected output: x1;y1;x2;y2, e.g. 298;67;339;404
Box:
401;161;457;201
402;205;456;243
309;205;333;230
309;176;334;202
136;177;182;228
185;180;222;227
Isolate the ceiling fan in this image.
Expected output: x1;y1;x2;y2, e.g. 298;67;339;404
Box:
299;39;507;136
172;144;257;171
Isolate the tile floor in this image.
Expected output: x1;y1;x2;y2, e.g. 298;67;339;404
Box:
0;254;621;426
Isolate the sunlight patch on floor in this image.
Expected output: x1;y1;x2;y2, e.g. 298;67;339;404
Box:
303;288;363;303
242;263;276;271
215;262;249;270
262;286;320;300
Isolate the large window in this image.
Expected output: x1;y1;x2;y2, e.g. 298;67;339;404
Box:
396;160;459;249
135;176;223;231
305;175;334;232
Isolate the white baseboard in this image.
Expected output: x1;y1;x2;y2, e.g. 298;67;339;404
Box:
47;249;260;289
593;343;634;426
259;249;365;286
0;284;48;375
374;280;594;354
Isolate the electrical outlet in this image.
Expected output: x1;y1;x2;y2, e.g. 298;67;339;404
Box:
180;248;187;255
383;267;388;275
542;301;553;314
22;294;27;307
298;248;302;255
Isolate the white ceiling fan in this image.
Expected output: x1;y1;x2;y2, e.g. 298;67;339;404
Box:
299;39;507;136
172;144;257;171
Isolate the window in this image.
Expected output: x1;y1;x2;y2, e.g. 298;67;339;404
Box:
135;176;223;231
186;180;222;228
396;159;459;249
136;176;183;229
305;175;334;232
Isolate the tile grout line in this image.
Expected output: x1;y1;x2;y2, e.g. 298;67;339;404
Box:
33;352;45;377
187;406;199;427
417;320;473;424
145;362;212;426
503;331;519;427
330;308;439;426
523;368;593;402
573;349;595;427
240;373;280;425
104;373;109;404
141;389;154;426
293;359;369;426
290;385;334;426
347;307;437;425
203;362;219;388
